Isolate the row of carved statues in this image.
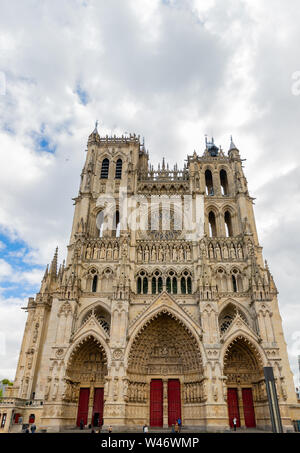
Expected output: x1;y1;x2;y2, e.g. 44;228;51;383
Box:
82;239;251;264
85;241;120;261
137;243;192;263
203;241;245;261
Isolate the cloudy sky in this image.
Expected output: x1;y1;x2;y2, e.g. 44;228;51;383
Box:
0;0;300;386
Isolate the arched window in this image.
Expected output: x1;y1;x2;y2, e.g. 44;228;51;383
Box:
181;270;192;294
96;211;105;238
166;271;177;294
224;211;233;237
217;268;228;292
172;277;177;294
208;211;217;237
137;277;142;294
100;158;109;179
137;271;148;294
231;269;243;292
92;275;98;293
181;277;186;294
166;277;171;293
112;210;120;237
232;274;237;292
220;169;229;196
205;170;214;196
151;271;163;294
218;303;249;335
115;159;122;179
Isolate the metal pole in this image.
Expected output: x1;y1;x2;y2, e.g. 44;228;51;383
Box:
264;367;283;433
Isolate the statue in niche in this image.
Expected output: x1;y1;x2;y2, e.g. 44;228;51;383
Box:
200;241;206;257
137;247;143;262
100;244;106;259
223;245;229;259
113;244;119;260
215;243;221;260
186;246;191;261
144;246;149;262
151;246;157;261
165;246;170;262
172;246;178;261
107;244;112;260
230;243;236;259
158;246;164;262
179;246;184;261
93;244;99;259
237;243;243;259
208;244;214;259
86;244;92;259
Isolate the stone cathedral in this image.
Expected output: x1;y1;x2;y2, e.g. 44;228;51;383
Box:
1;125;299;433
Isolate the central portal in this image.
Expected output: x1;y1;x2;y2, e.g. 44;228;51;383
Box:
127;311;203;427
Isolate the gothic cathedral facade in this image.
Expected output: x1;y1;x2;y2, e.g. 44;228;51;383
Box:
1;126;299;432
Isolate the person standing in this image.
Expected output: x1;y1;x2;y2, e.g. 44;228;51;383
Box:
108;425;112;433
233;417;237;431
30;423;36;433
80;418;84;430
177;418;182;433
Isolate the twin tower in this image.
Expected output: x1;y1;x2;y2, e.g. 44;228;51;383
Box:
1;126;299;432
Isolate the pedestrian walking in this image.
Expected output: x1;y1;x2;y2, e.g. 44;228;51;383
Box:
233;417;237;431
108;425;112;433
30;423;37;433
80;418;84;430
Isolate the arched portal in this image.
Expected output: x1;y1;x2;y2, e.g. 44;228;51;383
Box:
127;312;204;427
223;337;268;429
65;336;108;428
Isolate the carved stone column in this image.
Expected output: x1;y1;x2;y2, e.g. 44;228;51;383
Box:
163;378;168;428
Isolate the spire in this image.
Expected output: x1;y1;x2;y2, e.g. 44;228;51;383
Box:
88;120;100;143
93;120;99;134
50;247;58;277
229;135;237;151
43;264;49;281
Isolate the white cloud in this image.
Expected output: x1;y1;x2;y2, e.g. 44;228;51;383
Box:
0;259;13;280
0;296;27;381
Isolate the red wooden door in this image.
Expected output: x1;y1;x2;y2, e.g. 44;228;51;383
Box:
242;388;256;428
227;388;240;428
168;379;181;427
92;388;104;427
150;380;163;427
76;388;90;427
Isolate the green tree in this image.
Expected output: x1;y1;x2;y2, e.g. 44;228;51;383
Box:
1;379;13;386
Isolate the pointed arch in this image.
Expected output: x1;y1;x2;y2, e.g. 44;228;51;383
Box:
221;333;267;369
100;158;109;179
64;332;111;371
126;310;203;375
115;158;122;179
126;295;206;367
